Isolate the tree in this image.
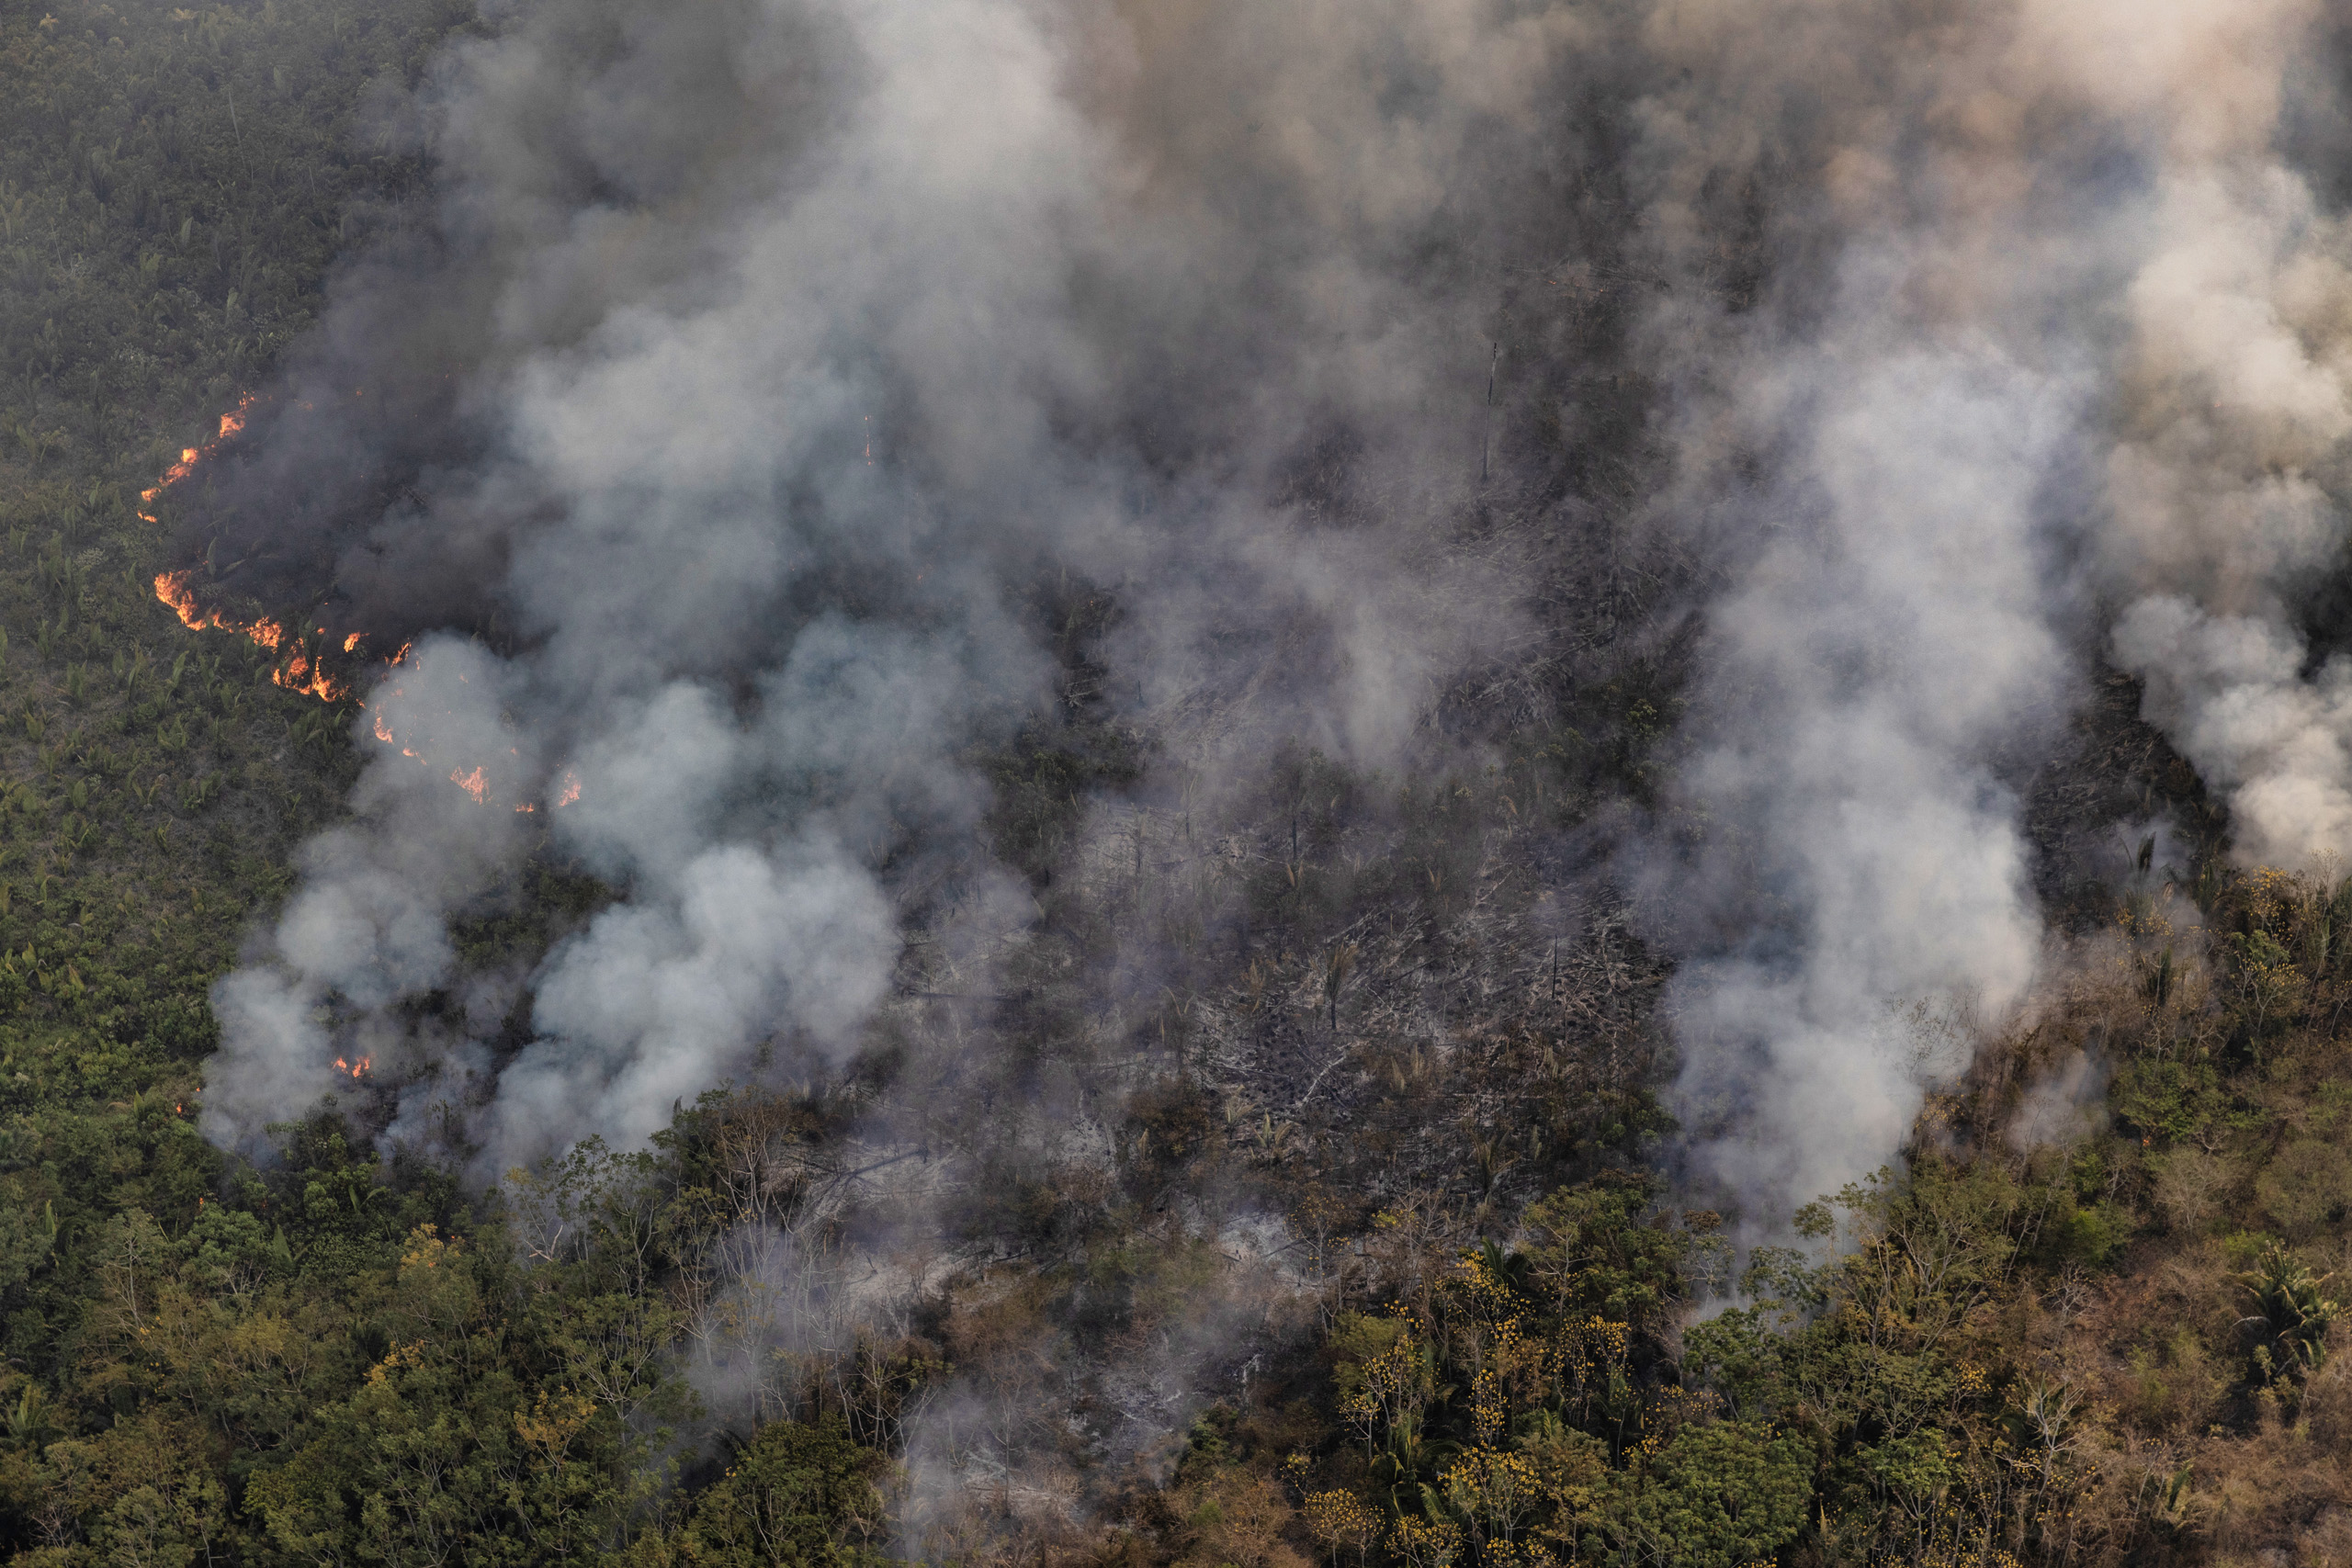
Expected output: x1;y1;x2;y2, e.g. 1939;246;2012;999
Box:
2240;1241;2340;1385
1589;1420;1809;1568
678;1418;890;1568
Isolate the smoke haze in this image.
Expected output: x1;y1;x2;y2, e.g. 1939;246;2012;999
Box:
178;0;2352;1516
1619;0;2352;1226
195;0;1591;1168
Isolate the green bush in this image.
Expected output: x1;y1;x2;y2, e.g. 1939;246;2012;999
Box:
677;1418;892;1568
1589;1419;1810;1568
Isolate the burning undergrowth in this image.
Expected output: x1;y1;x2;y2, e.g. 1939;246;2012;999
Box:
164;0;1685;1530
165;0;2352;1548
182;0;1668;1165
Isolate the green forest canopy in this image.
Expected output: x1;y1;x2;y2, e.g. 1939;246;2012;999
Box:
5;2;2352;1566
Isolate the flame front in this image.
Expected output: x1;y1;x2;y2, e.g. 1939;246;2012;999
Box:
140;392;255;518
274;647;348;704
362;670;585;812
333;1056;372;1079
143;398;358;703
153;571;354;702
153;570;276;645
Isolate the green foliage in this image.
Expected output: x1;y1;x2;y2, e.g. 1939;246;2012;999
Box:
1288;1148;2188;1568
0;0;478;458
1301;1179;1754;1566
2115;1055;2230;1145
0;1089;939;1562
243;1223;663;1564
1589;1419;1808;1568
2254;1136;2352;1238
672;1418;892;1568
1519;1170;1714;1325
2238;1240;2338;1385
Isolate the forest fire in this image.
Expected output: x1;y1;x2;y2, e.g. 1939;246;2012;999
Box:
137;393;254;520
154;585;579;811
367;674;582;813
332;1055;371;1079
152;570;353;702
128;316;562;809
141;398;357;702
153;568;281;649
273;649;348;703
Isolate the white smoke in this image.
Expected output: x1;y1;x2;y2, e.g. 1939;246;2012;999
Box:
196;0;2352;1284
2086;1;2352;872
1647;310;2084;1221
198;0;1577;1170
1624;0;2351;1225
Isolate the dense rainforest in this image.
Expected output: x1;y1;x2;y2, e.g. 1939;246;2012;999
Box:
5;2;2352;1566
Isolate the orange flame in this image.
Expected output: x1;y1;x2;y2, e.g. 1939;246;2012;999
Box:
153;570;352;702
140;393;254;511
273;647;350;703
333;1056;373;1079
141;398;368;701
367;671;571;811
154;569;277;647
141;447;201;507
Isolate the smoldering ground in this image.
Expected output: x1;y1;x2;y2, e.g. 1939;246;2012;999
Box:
168;0;2352;1541
178;0;1656;1179
179;0;1681;1533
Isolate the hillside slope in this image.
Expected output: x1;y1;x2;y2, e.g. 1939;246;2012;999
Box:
4;4;2352;1568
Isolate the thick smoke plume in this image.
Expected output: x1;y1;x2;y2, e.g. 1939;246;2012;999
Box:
195;0;1584;1167
2098;3;2352;874
1621;0;2352;1227
186;0;2352;1490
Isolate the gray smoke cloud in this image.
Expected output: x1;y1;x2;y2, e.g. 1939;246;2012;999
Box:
2091;1;2352;873
1650;331;2079;1222
1616;0;2352;1229
1622;2;2094;1224
185;0;1660;1522
193;0;2352;1370
195;0;1589;1172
